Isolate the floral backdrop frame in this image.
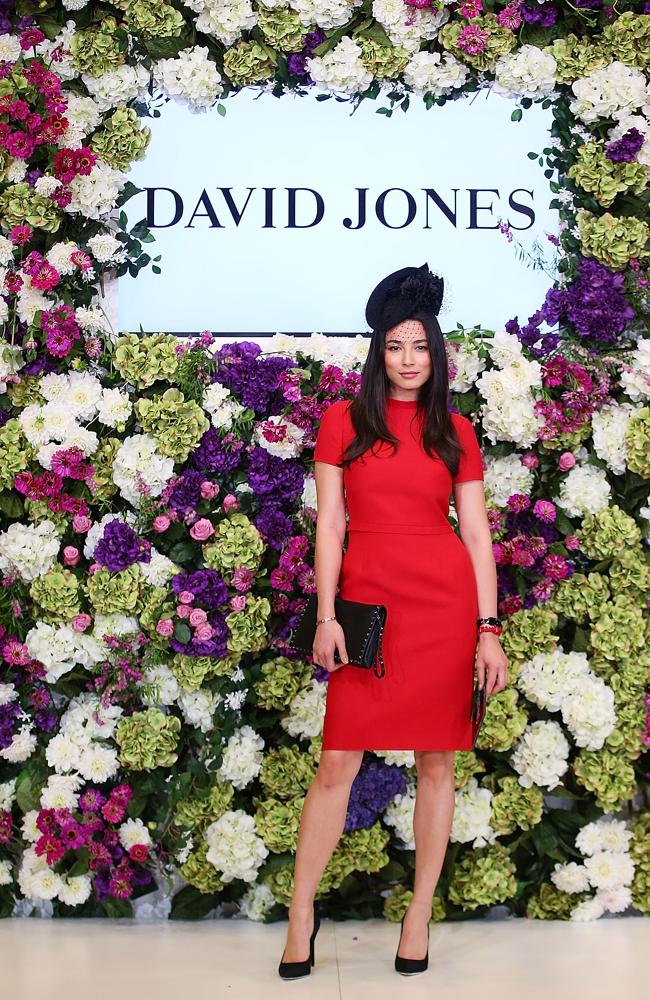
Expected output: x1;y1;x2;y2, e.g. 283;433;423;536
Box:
0;0;649;923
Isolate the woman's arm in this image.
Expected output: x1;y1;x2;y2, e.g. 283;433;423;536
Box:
452;480;509;696
313;462;349;669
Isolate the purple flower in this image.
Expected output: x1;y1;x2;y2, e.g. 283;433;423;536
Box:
344;759;408;831
520;1;558;26
191;427;243;474
211;344;297;414
605;127;645;164
540;257;635;344
94;520;151;573
168;470;204;514
255;505;294;550
171;568;228;608
247;447;306;506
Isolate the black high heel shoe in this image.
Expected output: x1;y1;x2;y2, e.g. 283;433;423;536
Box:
278;902;320;980
394;913;429;976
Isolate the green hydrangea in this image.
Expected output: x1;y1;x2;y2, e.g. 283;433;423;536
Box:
454;750;485;789
204;513;266;578
171;653;237;691
179;842;224;893
567;140;648;208
500;607;559;680
259;746;317;799
118;0;186;38
578;504;641;560
5;373;43;408
113;333;179;388
439;14;516;70
91;105;152;172
589;594;646;662
526;881;582;920
85;565;143;615
448;844;517;911
115;707;181;770
90;437;120;501
542;35;607;85
538;424;592;453
577;209;650;271
174;780;234;831
254;656;312;710
320;822;390;893
547;571;610;623
257;7;307;52
0;419;33;491
0;181;61;233
609;545;650;602
223;41;276;86
255;796;304;852
625;406;650;478
600;11;650;71
383;884;446;922
138;585;177;642
70;17;126;75
29;568;81;623
359;38;409;80
572;747;637;811
629;813;650;913
490;776;543;836
134;388;209;462
226;595;272;654
263;862;295;907
475;688;528;752
25;500;69;533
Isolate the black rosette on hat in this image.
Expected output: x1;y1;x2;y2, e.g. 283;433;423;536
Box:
365;263;444;331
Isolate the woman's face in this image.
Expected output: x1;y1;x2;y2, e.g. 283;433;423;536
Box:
383;319;432;398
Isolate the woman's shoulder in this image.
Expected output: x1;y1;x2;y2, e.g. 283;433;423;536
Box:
321;398;353;421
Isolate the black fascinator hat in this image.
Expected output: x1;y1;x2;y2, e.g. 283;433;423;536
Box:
365;263;444;332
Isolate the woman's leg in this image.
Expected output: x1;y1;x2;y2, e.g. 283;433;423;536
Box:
281;748;364;962
397;750;456;959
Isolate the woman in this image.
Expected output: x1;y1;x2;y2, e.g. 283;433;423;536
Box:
278;264;509;979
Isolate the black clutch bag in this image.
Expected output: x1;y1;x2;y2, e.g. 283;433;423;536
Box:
470;642;487;747
286;594;387;679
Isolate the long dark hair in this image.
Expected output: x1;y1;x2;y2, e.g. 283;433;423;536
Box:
341;310;462;478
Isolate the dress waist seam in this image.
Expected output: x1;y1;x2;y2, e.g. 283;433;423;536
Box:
347;523;454;535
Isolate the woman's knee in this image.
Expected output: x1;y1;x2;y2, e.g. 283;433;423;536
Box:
414;750;455;783
315;750;364;790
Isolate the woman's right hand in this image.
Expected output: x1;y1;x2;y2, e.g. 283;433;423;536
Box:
313;620;349;673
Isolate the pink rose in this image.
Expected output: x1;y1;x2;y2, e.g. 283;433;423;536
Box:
88;562;101;575
200;481;219;500
72;514;92;533
156;619;174;637
176;604;191;619
71;613;92;632
190;518;214;541
222;493;239;512
520;452;539;469
558;451;576;471
188;608;208;626
63;545;80;566
229;595;246;611
193;623;214;641
152;515;170;533
178;591;194;604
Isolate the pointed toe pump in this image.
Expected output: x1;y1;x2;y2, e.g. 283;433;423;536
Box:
394;914;429;976
278;902;321;980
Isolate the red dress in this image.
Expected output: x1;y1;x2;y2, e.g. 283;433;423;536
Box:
312;397;485;751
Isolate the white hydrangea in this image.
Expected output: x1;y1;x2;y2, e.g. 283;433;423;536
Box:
620;338;650;402
153;46;224;110
591;401;636;475
87;233;125;264
493;45;557;99
45;240;79;275
238;881;277;920
510;720;570;789
0;519;61;582
0;779;17;811
307;36;373;95
575;818;632;856
91;613;140;643
0;682;17;706
518;649;591;713
205;809;269;882
383;788;416;849
184;0;258;46
561;674;616;750
65;159;128;220
447;342;485;393
281;679;327;739
583;851;635;891
0;726;37;764
0;860;12;886
483;453;535;509
217;725;264;788
81;63;151;113
554;464;611;518
26;622;105;684
178;689;221;732
570;61;650;125
373;0;448;53
203;382;245;429
119;818;153;851
477;335;544;447
550;861;590;894
59;94;103;147
403;49;468;95
45;694;122;782
254;416;304;459
34;20;78;81
450;777;495;848
138;547;179;587
96;386;133;427
373;749;415;767
293;0;363;30
112;434;175;507
139;664;181;706
0;34;21;63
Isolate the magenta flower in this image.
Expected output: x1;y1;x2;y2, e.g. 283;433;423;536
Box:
533;499;557;522
497;2;522;28
459;0;483;16
457;24;490;54
19;28;46;49
5;131;36;159
507;493;532;513
542;554;570;581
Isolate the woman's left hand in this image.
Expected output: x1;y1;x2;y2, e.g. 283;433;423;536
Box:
476;632;509;697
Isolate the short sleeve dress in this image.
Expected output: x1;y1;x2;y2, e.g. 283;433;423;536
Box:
312;396;485;750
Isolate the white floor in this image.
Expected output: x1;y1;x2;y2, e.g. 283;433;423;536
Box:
1;915;648;1000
